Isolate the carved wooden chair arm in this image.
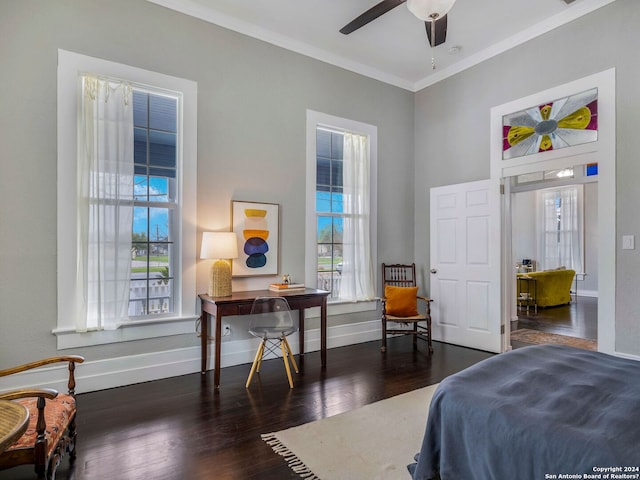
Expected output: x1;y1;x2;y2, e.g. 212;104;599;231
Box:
0;388;58;401
0;356;84;396
417;295;433;303
0;356;84;377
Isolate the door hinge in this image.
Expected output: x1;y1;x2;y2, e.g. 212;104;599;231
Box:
500;184;505;195
501;324;505;334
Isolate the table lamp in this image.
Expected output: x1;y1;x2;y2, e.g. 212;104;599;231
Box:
200;232;238;297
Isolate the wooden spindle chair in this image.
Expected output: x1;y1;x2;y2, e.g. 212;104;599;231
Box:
380;263;433;354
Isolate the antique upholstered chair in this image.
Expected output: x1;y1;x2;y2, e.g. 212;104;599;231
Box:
0;356;84;479
246;297;299;388
381;263;433;354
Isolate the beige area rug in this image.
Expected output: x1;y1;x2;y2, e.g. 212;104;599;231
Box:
261;383;439;480
511;328;597;351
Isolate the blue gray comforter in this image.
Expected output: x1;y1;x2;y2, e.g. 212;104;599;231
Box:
408;345;640;479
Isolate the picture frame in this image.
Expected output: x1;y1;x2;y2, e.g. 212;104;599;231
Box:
231;200;279;277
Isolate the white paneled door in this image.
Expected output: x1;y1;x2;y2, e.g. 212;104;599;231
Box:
429;179;502;353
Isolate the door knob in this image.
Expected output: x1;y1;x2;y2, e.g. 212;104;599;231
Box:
430;269;437;274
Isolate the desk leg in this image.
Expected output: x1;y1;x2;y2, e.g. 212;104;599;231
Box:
200;310;208;374
298;309;305;357
214;313;222;388
321;297;327;367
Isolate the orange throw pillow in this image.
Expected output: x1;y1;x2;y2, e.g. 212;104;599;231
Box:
384;285;418;316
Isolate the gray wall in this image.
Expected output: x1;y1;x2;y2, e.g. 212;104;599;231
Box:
414;0;640;356
0;0;414;367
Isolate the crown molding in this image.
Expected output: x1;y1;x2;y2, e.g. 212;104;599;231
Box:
148;0;619;93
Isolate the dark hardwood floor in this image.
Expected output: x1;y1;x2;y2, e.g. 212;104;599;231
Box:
511;295;598;348
1;338;493;480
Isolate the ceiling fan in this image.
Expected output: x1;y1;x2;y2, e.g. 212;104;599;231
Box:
339;0;457;48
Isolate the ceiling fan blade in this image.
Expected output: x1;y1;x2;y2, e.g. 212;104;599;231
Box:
340;0;406;35
424;14;448;47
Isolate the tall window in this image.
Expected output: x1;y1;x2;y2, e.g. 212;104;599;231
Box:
306;111;377;303
315;128;344;297
57;50;197;348
131;90;178;316
538;186;584;272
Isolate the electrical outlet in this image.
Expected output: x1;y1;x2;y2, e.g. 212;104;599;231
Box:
222;324;231;337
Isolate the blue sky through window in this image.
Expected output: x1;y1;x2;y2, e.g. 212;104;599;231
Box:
316;191;343;233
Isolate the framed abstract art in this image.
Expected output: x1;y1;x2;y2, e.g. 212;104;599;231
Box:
231;201;279;276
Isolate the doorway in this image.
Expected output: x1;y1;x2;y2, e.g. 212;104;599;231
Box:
491;68;615;355
509;169;598;349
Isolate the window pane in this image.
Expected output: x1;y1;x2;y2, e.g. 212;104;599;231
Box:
129;288;147;316
149;207;170;241
133;207;148;238
331;159;343;187
316;191;331;213
131;242;174;278
132;242;148;259
134;175;148;201
149;94;177;132
149;131;176;169
331;190;343;213
148;176;169;202
316;129;331;158
332;216;343;243
317;216;333;245
147;278;173;314
134;127;147;165
331;132;343;159
133;91;148;128
149;166;176;179
317;158;330;187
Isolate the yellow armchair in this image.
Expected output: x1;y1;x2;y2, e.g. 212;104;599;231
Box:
517;269;575;307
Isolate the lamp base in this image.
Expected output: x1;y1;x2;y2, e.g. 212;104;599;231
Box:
209;259;232;297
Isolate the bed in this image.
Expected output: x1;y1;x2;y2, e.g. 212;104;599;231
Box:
408;344;640;480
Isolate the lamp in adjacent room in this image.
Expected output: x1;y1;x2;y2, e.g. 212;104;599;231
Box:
200;232;238;297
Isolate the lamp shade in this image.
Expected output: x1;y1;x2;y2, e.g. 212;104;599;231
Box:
407;0;456;21
201;232;238;297
200;232;238;260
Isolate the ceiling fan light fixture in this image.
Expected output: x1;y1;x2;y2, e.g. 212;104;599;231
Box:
407;0;456;21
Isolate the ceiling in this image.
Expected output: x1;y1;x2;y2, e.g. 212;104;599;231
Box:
148;0;616;92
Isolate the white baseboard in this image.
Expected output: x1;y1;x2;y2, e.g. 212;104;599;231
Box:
576;289;598;298
4;320;383;394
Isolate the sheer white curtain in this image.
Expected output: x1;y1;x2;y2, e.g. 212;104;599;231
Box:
538;186;583;272
339;132;375;301
76;74;134;331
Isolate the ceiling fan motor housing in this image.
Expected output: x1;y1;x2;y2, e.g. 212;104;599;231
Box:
407;0;456;21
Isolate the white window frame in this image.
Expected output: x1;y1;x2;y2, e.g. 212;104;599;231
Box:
56;49;198;348
305;110;378;314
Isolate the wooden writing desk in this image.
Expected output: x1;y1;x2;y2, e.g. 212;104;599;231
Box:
199;288;330;388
